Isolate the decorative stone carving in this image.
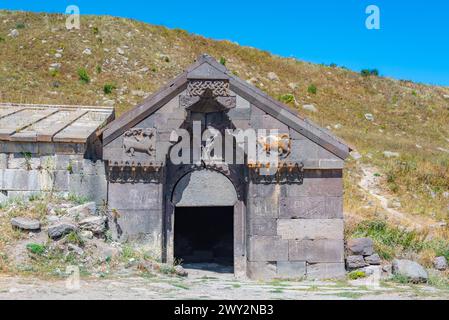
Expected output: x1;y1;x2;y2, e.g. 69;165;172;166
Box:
123;128;156;156
107;160;163;183
187;80;230;97
249;161;304;184
257;134;291;159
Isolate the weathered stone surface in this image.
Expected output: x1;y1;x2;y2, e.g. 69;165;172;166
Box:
48;222;77;239
279;196;343;219
108;182;162;210
79;216;107;235
248;197;279;218
174;265;188;277
392;259;428;283
68;243;84;255
248;236;288;262
282;176;343;197
108;209;162;242
11;217;40;231
277;219;344;240
347;238;374;256
346;255;368;269
277;261;306;279
306;263;346;280
289;239;344;263
249;218;277;236
247;261;277;280
433;256;448;271
66;202;96;221
364;253;381;265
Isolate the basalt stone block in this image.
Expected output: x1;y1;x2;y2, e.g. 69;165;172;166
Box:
108;182;162;210
277;219;344;240
306;263;346;280
347;238;374;256
249;218;277;236
281;176;343;197
247;261;277;280
289;239;345;263
0;154;7;169
108;209;162;243
248;236;288;262
248;197;279;218
346;255;368;270
279;196;343;219
11;217;40;231
277;261;306;279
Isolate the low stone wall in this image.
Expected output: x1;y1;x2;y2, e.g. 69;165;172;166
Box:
0;147;107;205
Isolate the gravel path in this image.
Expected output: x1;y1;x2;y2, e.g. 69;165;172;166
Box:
1;267;448;300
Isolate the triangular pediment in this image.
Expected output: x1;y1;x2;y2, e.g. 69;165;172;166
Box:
102;54;351;160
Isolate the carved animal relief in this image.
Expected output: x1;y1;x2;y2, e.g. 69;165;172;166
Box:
123;128;156;156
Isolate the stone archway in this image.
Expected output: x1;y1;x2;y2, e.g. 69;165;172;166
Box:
166;169;246;278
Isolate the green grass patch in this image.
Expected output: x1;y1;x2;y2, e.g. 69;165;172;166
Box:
103;83;116;94
348;270;367;280
26;243;46;255
77;68;90;84
279;93;295;104
307;84;317;94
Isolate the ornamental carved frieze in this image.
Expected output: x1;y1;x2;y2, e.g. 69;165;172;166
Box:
123;128;156;157
181;79;236;110
187;80;230;97
248;161;304;184
107;160;163;183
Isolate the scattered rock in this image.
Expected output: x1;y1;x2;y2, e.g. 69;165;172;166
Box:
46;215;60;224
443;192;449;199
66;202;96;221
334;124;342;130
67;244;84;256
443;94;449;100
361;265;381;276
79;216;106;235
11;217;40;231
433;256;448;271
117;47;125;55
382;263;392;275
48;222;77;240
174;265;188;277
303;104;317;112
365;254;381;265
347;238;374;256
55;53;62;58
350;151;362;160
8;29;19;38
383;151;400;158
288;82;298;90
267;72;280;81
80;230;94;240
392;259;428;283
437;147;449;153
346;255;368;269
364;113;374;121
82;48;92;55
49;63;61;71
131;90;146;97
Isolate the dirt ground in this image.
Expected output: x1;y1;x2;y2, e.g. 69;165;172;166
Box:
1;265;448;300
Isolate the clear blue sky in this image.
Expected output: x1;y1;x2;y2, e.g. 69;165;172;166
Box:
2;0;448;86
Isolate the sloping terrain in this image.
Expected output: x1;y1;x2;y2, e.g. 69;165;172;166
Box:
0;10;448;267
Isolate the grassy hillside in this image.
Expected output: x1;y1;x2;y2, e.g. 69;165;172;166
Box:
1;10;449;264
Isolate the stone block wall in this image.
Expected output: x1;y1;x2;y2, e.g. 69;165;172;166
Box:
247;169;346;280
0;142;107;205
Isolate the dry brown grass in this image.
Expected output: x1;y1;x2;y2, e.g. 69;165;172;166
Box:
0;10;448;235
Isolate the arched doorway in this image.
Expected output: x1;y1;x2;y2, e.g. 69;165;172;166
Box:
168;169;245;275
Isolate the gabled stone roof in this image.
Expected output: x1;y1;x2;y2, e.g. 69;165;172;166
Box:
103;54;351;159
0;103;114;143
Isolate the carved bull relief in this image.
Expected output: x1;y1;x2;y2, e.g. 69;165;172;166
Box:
257;133;291;159
123;128;156;157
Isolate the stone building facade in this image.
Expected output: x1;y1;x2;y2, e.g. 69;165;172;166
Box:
1;55;351;280
101;55;351;279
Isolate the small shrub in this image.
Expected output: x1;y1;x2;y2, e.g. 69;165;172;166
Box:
348;270;366;280
26;243;46;255
361;69;379;77
92;26;99;35
65;231;84;247
96;65;102;74
329;63;337;68
66;162;73;174
67;193;90;205
15;22;26;29
77;68;90;84
0;36;5;42
219;57;226;66
279;94;295;104
103;83;116;94
307;84;317;94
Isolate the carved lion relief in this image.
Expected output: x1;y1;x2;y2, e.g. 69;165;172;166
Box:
257;133;291;159
123;128;156;156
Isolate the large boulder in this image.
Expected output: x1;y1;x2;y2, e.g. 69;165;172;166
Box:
365;253;381;265
347;238;374;256
346;255;368;270
79;216;106;235
48;222;77;239
392;259;428;283
66;202;96;221
433;256;448;271
11;217;40;231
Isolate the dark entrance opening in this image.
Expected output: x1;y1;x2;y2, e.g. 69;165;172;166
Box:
174;206;234;269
